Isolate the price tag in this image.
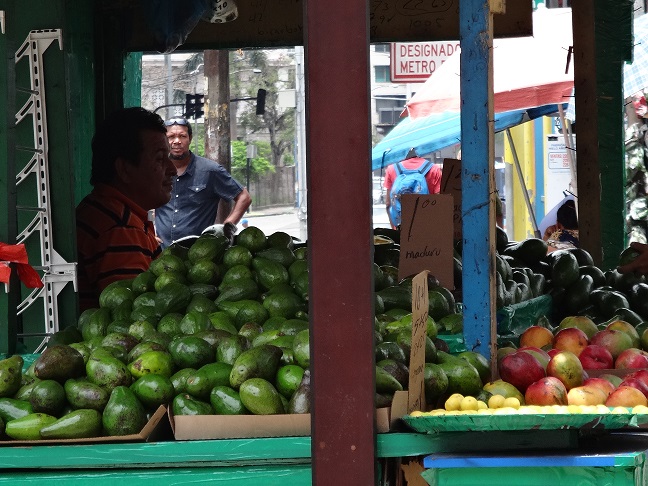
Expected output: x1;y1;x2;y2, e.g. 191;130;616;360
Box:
440;158;462;241
407;271;429;413
397;193;454;289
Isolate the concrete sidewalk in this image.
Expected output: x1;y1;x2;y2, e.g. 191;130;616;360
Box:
246;205;298;218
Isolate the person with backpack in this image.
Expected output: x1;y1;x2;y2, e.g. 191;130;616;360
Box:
383;148;442;229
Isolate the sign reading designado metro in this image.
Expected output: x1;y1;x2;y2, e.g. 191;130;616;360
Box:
390;42;460;83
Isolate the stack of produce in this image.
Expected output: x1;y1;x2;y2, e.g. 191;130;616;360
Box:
0;226;478;441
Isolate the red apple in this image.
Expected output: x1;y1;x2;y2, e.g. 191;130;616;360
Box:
607;385;648;407
583;377;616;397
578;344;614;370
520;326;554;349
614;348;648;369
556;315;599;339
517;346;551;370
547;350;584;390
606;320;641;348
589;329;634;360
547;348;561;358
552;327;589;356
524;376;568;406
498;351;546;393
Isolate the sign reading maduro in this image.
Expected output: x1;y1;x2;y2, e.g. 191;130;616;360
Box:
397;194;454;289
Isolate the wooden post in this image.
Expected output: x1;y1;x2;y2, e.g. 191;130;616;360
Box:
460;0;497;360
305;0;376;483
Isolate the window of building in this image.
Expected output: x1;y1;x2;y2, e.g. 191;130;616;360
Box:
374;65;391;83
373;43;390;53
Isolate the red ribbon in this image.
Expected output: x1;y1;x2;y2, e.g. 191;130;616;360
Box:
0;242;44;289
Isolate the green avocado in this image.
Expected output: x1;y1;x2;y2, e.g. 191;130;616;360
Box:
229;345;283;389
185;362;233;400
239;378;285;415
102;386;147;436
130;374;175;409
0;355;24;398
64;378;109;411
209;386;248;415
40;409;102;439
34;344;85;383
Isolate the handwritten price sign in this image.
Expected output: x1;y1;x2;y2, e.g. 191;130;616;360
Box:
440;158;462;240
398;193;454;289
407;271;429;413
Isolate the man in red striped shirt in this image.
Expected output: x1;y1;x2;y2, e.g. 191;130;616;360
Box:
76;107;177;311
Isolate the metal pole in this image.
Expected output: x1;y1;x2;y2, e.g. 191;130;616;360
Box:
165;54;173;121
246;143;256;212
505;128;541;238
295;46;307;242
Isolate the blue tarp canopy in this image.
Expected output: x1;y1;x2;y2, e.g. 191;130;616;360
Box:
371;104;564;170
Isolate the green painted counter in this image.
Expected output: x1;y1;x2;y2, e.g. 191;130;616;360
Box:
0;430;582;485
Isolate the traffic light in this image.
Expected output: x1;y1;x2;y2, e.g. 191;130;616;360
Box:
256;88;267;115
184;93;204;119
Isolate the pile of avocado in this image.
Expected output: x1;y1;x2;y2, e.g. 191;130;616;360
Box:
0;226;465;441
495;228;648;328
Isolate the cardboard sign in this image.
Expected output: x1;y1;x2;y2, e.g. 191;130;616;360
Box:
407;271;428;414
440;158;462;241
397;193;454;289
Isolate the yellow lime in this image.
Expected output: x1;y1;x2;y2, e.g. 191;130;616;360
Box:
517;406;535;414
444;393;464;411
493;407;516;415
460;396;478;411
567;404;582;414
488;394;506;409
477;400;488;410
632;405;648;414
611;406;631;414
502;397;520;409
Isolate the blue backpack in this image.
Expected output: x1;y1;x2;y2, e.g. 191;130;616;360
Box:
388;160;434;227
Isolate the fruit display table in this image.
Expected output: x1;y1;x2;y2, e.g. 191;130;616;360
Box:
421;432;648;486
0;430;585;485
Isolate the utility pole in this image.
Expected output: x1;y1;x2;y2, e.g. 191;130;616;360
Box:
164;54;174;120
295;46;307;241
204;49;232;222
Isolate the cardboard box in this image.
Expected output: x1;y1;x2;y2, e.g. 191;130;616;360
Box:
170;403;400;440
0;405;170;446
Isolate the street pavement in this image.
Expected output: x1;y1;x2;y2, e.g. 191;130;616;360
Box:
242;204;391;241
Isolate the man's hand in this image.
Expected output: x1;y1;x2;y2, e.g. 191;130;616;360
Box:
223;222;237;244
618;242;648;275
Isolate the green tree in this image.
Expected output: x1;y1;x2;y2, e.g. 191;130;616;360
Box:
230;50;295;168
231;140;275;183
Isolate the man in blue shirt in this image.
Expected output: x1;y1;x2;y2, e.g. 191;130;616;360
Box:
155;118;251;248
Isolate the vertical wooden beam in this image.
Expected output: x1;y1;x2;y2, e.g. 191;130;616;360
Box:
304;0;376;483
460;0;497;360
573;0;632;269
0;0;18;355
572;0;601;265
595;0;632;267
